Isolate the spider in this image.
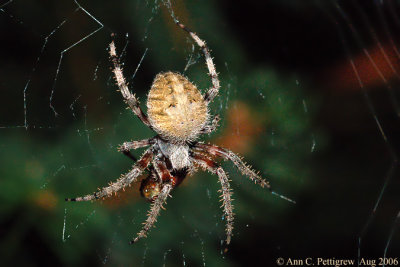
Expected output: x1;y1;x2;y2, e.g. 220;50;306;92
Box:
66;21;292;245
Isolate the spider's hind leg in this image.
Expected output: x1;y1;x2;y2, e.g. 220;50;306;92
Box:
109;40;153;129
176;22;221;104
131;182;173;244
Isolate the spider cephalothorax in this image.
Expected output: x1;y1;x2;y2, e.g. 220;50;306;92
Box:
66;21;292;245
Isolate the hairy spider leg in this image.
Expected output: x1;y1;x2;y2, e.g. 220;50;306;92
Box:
120;139;160;199
194;143;296;204
121;141;158;199
109;41;153;128
153;158;180;186
195;143;270;187
140;156;189;203
176;22;221;104
65;149;154;202
192;152;234;244
119;138;155;161
215;167;234;245
119;138;155;152
131;161;174;244
200;115;220;134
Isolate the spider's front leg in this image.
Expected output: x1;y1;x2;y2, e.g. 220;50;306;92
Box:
194;143;271;188
131;182;173;244
65;149;154;202
192;152;234;244
109;41;153;129
131;161;174;244
194;143;296;204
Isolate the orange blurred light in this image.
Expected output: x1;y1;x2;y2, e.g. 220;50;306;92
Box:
328;42;400;92
217;101;264;154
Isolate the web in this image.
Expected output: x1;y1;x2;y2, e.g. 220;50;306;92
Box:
0;0;399;266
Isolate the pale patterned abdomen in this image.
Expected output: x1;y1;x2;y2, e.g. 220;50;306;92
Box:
147;72;209;142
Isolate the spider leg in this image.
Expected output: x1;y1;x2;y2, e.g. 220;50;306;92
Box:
131;160;176;243
65;149;154;202
194;143;270;188
200;115;220;134
215;167;234;245
131;182;173;244
176;22;221;104
194;143;296;204
119;138;155;152
119;138;155;161
192;152;234;244
109;41;153;128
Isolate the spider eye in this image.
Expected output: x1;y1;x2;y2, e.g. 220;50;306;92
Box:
169;103;176;108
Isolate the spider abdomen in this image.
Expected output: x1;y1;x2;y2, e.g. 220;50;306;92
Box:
147;72;208;142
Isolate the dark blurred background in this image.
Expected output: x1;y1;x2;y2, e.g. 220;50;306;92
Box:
1;0;399;266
